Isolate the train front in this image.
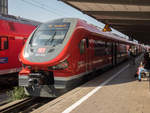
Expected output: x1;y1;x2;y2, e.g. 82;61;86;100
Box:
18;18;77;97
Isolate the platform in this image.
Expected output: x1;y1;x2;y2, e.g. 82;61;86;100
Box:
32;55;150;113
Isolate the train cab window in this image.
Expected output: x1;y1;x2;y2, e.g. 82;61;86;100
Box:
0;37;8;50
79;39;85;54
30;22;70;47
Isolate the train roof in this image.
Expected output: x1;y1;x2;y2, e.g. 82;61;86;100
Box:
0;14;41;38
0;14;41;26
74;18;131;44
41;18;139;45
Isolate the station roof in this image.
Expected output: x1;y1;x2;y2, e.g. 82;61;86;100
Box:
61;0;150;45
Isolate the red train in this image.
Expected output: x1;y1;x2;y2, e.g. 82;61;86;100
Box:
0;14;39;75
19;18;142;97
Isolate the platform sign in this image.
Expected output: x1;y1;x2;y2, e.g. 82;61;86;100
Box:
0;57;8;64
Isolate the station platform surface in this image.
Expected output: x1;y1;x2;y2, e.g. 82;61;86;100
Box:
32;55;150;113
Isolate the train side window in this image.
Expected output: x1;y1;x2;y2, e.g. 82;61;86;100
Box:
0;37;8;50
105;42;109;55
79;39;85;54
94;40;105;56
86;38;89;48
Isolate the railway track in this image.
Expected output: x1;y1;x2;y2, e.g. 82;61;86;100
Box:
0;97;53;113
0;73;18;106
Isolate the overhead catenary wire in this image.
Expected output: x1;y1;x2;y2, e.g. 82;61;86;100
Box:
31;0;63;13
30;0;67;16
31;0;75;17
20;0;64;17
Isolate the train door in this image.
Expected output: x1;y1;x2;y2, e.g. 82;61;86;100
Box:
79;39;86;73
12;37;25;69
79;38;90;73
111;42;117;66
0;36;9;71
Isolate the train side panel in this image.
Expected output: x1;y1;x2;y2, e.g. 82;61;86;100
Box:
0;18;37;75
0;37;26;74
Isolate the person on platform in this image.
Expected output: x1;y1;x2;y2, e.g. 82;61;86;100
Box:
137;51;150;81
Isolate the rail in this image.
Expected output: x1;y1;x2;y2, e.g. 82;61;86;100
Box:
0;97;53;113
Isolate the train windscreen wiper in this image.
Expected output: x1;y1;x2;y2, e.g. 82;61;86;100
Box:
45;31;56;46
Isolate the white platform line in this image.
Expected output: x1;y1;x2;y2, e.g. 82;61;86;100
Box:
62;64;129;113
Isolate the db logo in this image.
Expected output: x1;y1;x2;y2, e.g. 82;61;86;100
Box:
37;48;46;53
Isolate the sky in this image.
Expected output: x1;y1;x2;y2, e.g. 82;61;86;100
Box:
8;0;128;38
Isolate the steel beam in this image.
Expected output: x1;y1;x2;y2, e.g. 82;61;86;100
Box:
61;0;150;6
85;11;150;20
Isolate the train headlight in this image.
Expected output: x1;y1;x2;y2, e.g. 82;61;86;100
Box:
50;60;69;70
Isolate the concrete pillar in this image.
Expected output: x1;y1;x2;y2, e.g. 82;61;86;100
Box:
0;0;8;14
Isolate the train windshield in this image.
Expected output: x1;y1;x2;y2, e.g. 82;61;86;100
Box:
30;22;70;46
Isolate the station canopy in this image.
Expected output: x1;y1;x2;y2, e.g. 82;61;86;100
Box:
61;0;150;45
